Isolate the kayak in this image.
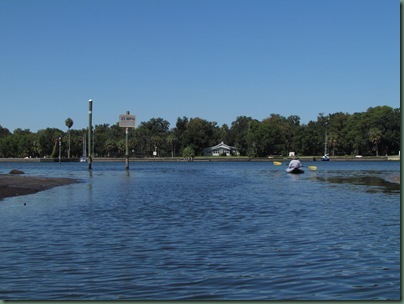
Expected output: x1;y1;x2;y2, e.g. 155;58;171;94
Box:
286;167;304;174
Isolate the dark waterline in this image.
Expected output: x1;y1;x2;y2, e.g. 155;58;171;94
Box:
0;161;400;300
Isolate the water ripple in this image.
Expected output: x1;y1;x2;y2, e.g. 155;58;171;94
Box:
0;161;400;300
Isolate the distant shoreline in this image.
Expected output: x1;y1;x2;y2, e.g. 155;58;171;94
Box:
0;156;399;163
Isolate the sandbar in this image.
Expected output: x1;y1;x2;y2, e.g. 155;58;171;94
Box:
0;174;78;200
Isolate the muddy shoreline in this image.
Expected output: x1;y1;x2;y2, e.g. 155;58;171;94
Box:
0;175;79;200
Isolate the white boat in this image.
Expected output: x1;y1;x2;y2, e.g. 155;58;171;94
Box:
322;154;330;161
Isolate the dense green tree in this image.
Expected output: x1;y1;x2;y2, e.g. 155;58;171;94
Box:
117;139;126;156
219;124;231;145
244;119;261;157
181;118;221;156
0;125;11;137
166;134;177;157
368;128;383;156
285;115;301;153
132;125;150;156
230;116;254;155
295;121;322;156
0;105;399;158
363;106;400;155
69;129;86;158
0;136;17;157
172;116;189;153
136;118;171;157
94;124;114;157
141;117;170;137
36;128;64;157
247;114;296;157
327;112;350;155
104;138;117;157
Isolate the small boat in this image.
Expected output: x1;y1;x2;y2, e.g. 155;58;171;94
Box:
322;154;330;161
286;167;304;174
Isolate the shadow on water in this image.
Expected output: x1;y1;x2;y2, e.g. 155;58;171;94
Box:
316;174;400;194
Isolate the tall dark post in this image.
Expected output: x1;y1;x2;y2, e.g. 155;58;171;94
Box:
125;110;130;170
58;136;61;164
324;119;328;156
88;99;93;170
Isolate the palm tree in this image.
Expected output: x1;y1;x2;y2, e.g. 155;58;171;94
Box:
368;128;382;156
65;118;74;158
328;132;339;156
166;134;177;158
182;146;195;161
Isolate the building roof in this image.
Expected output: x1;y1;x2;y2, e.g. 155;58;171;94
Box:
205;141;238;151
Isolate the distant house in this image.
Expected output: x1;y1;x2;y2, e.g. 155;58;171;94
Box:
204;142;240;156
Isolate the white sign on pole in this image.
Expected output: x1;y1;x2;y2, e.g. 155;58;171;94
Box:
119;114;136;128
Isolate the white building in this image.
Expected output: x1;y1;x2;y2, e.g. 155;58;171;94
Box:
204;142;240;156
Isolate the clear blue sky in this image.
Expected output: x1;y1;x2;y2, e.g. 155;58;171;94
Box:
0;0;399;132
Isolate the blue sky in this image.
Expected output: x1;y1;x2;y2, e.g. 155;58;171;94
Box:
0;0;399;132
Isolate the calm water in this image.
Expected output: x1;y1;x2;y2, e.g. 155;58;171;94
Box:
0;161;400;300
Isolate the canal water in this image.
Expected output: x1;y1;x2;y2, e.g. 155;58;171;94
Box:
0;161;400;300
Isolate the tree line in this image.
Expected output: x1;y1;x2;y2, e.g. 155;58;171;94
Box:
0;106;400;158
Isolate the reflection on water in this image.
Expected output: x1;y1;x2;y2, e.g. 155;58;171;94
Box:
0;161;400;300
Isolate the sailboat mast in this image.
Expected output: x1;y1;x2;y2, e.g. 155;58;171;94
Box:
83;134;87;157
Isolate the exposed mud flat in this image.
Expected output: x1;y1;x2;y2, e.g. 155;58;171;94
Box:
317;174;400;194
0;174;78;200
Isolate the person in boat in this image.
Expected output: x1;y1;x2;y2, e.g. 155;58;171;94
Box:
288;156;302;170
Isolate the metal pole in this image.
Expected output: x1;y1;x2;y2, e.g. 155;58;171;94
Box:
58;136;61;164
125;110;130;170
324;120;328;156
88;99;93;170
68;130;70;158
